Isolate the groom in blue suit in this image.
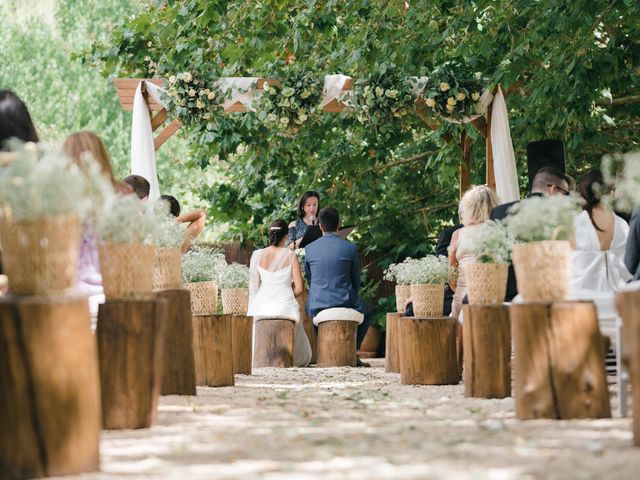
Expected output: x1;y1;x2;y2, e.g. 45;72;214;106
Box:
304;207;373;366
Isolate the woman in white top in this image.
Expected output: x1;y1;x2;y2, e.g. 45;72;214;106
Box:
571;170;631;293
247;219;312;367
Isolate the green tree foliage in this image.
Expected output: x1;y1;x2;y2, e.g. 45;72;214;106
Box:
83;0;639;262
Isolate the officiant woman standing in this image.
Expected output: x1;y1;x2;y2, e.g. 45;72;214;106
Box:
287;191;320;249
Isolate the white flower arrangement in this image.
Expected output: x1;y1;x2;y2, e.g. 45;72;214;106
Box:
602;151;640;212
466;220;510;264
95;194;159;244
218;262;250;289
402;255;450;285
419;66;483;119
505;195;580;244
256;67;322;135
383;257;416;285
0;142;113;222
164;71;228;129
149;202;185;248
181;246;227;283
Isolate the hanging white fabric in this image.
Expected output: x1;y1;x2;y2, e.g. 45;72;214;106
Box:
215;77;260;111
321;74;351;107
490;87;519;203
130;81;167;201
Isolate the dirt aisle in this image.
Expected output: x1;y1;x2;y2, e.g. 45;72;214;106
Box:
65;359;639;479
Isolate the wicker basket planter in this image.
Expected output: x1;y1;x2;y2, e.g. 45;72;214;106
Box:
221;288;249;315
185;281;218;316
0;214;80;295
465;263;508;305
410;284;445;317
395;284;411;314
98;243;156;300
511;240;571;302
153;248;182;290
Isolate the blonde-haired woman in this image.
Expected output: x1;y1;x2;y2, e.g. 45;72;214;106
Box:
448;185;500;320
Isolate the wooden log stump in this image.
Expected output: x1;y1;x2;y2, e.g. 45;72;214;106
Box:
155;289;196;395
615;290;640;445
511;301;610;420
317;320;357;367
192;314;234;386
297;289;317;363
232;314;253;375
462;304;511;398
385;312;401;373
398;316;458;385
0;295;100;478
97;298;167;429
253;318;295;368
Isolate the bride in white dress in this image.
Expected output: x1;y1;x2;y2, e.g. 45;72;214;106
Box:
247;219;312;367
571;170;631;294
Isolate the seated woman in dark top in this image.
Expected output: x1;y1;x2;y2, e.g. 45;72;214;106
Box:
286;191;320;249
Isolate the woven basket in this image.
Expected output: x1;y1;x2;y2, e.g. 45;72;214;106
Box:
185;281;218;316
99;243;155;300
221;288;249;315
511;240;571;302
153;248;182;290
410;283;445;317
395;284;411;313
0;214;80;295
465;262;508;305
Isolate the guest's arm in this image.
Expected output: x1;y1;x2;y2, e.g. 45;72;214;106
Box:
178;209;206;253
351;245;361;293
448;229;460;267
291;254;304;298
625;209;640;279
304;254;312;285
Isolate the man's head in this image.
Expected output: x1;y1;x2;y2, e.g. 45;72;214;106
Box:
318;207;339;233
530;166;570;196
123;174;150;200
159;194;181;217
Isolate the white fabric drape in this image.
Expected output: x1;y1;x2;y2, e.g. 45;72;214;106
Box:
489;87;519;203
321;74;351;107
130;81;167;201
215;77;260;111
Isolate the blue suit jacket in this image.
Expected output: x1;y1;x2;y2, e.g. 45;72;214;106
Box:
304;233;363;317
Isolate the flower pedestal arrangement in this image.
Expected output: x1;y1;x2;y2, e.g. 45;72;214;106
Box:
153;247;182;290
409;284;445;317
465;263;508;304
219;263;250;315
99;243;156;299
185;281;219;315
394;284;411;313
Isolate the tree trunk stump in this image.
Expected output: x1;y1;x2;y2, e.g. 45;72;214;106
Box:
398;316;458;385
0;295;100;479
615;290;640;445
317;320;357;367
462;304;511;398
385;312;401;373
155;289;196;395
232;315;253;375
97;298;167;429
511;301;610;420
297;289;317;363
253;318;295;367
192;314;235;386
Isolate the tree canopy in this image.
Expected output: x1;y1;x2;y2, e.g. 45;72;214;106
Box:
86;0;640;262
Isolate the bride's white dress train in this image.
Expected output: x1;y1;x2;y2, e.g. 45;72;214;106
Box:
247;248;312;367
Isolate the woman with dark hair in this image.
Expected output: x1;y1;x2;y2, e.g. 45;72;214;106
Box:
0;90;38;149
571;169;631;293
248;219;311;366
286;190;320;249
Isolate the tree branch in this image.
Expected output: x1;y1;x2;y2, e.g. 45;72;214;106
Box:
368;150;437;172
598;94;640;107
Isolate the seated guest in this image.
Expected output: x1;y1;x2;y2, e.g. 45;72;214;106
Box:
571;170;631;293
287;190;320;249
304;207;372;367
247;219;312;367
158;194;207;253
124;174;150;200
0;90;38;149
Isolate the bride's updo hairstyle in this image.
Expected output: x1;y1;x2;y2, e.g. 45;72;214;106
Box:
268;219;289;246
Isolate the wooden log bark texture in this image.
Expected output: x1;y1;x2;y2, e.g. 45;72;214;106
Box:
192;314;235;386
511;301;610;420
297;289;317;363
462;304;511;398
385;312;401;373
317;320;358;367
398;316;458;385
155;289;197;395
253;318;295;368
232;315;253;375
97;298;167;429
0;295;100;478
615;291;640;445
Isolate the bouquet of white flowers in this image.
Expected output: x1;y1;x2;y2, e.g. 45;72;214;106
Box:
505;195;579;244
181;246;227;283
468;220;510;264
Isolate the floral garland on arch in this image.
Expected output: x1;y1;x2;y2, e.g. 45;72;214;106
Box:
418;67;484;121
255;67;323;136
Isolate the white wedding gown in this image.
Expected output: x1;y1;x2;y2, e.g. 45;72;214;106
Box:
570;210;632;294
247;248;312;367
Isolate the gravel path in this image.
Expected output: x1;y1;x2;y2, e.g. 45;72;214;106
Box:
64;359;639;480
